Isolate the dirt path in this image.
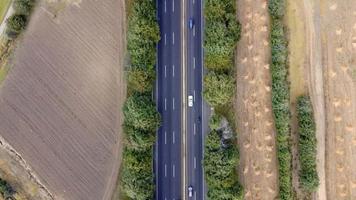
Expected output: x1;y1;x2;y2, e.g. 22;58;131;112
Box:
235;0;279;199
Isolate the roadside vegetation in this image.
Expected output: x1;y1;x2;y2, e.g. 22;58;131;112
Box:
0;178;15;199
296;95;319;193
120;0;160;199
268;0;293;199
0;1;35;198
0;0;36;85
203;0;243;199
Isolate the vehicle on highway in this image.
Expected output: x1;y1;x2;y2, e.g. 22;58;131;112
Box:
188;186;193;197
189;18;194;29
188;95;193;107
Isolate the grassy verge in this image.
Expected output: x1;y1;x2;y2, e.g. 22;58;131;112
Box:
268;0;293;199
0;0;11;24
296;95;319;193
203;0;243;199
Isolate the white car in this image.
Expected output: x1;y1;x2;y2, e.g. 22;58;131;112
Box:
188;186;193;197
188;95;193;107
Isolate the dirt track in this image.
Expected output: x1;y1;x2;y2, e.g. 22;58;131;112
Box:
298;0;356;199
235;0;279;199
0;0;126;200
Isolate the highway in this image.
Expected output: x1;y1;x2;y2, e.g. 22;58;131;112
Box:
156;0;182;199
156;0;206;199
186;0;206;199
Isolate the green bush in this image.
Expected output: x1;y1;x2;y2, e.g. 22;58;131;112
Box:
209;113;222;131
127;0;160;67
123;124;155;151
268;0;292;199
121;148;154;200
123;93;160;132
204;0;240;72
297;96;319;192
203;72;235;107
6;14;27;35
14;0;36;15
127;67;155;93
203;130;243;200
0;178;15;199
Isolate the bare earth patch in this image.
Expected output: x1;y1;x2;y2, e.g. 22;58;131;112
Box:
0;0;126;200
235;0;279;199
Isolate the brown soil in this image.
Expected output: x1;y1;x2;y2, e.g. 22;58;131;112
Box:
235;0;279;199
0;0;126;200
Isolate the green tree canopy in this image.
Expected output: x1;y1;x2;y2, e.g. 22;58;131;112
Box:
123;93;161;132
6;14;27;35
203;72;235;107
127;66;155;93
14;0;36;15
121;148;154;200
124;124;155;151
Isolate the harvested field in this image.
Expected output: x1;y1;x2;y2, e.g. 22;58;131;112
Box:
320;1;356;199
292;0;356;199
0;0;126;200
235;0;279;199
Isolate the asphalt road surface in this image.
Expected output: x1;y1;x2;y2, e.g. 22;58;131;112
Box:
156;0;206;199
156;0;182;199
186;0;205;199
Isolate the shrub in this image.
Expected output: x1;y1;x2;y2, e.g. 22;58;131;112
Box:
268;0;292;199
121;148;154;200
0;178;15;199
14;0;36;15
123;93;160;132
6;14;27;35
209;113;222;131
297;95;319;192
123;124;155;151
127;67;155;93
127;0;160;67
203;72;235;107
203;130;243;200
204;0;240;72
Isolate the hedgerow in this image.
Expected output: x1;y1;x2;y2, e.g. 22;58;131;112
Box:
0;178;15;199
204;130;243;200
121;0;160;198
203;0;243;198
268;0;292;199
297;95;319;192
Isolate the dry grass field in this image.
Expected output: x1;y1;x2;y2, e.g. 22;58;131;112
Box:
235;0;279;199
287;0;356;199
0;0;126;199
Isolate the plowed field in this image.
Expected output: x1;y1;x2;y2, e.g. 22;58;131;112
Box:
0;0;126;200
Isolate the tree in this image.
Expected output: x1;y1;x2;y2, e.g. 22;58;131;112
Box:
121;148;154;200
203;72;235;107
6;14;27;37
203;131;243;200
123;93;161;132
297;95;319;192
127;67;155;93
209;113;222;131
14;0;36;15
124;124;155;151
